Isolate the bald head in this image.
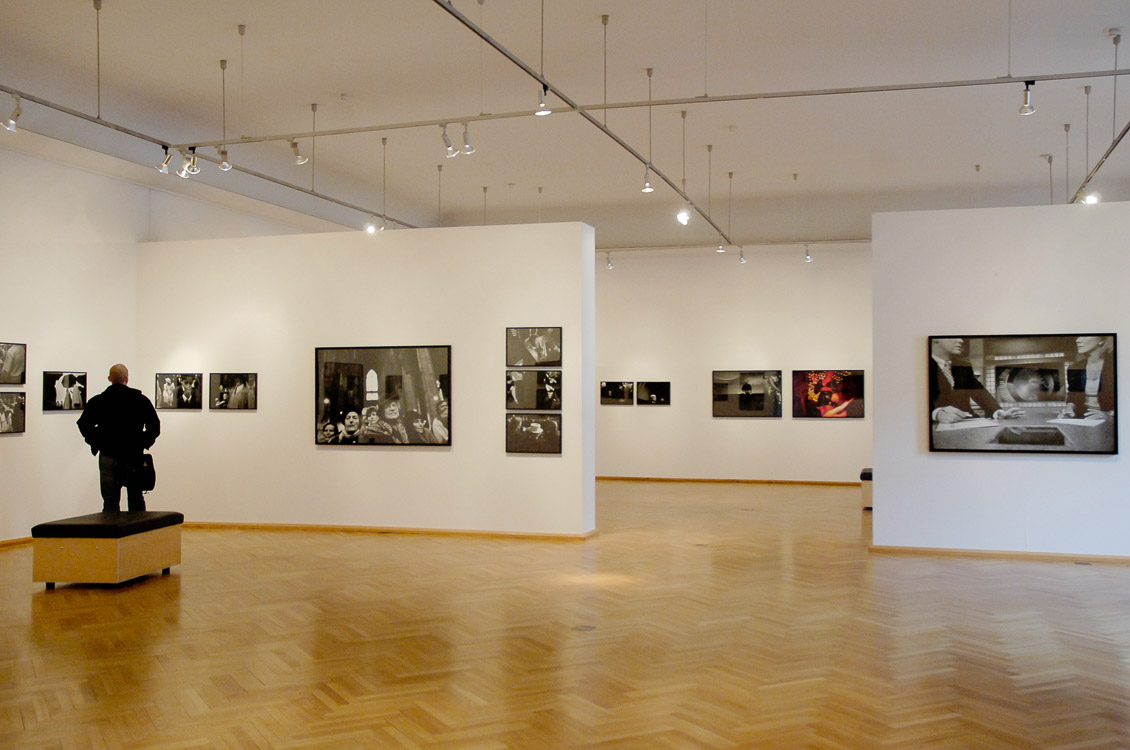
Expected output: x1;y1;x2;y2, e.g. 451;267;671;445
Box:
108;364;129;385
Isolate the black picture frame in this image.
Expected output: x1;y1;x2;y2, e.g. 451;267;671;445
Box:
928;333;1117;455
210;373;258;410
506;370;561;410
713;370;783;417
0;392;26;433
506;412;562;454
600;381;635;405
0;343;26;385
315;346;451;446
636;381;670;405
506;327;562;367
42;371;87;411
155;373;203;410
791;370;865;418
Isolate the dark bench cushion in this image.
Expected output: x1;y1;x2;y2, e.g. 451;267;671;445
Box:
32;511;184;539
860;468;872;481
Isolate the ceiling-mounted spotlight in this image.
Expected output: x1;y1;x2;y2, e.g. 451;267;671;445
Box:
2;95;20;133
1019;80;1036;116
364;215;377;234
175;150;192;178
379;217;388;231
186;147;200;175
716;239;725;253
641;165;654;193
441;125;458;158
218;148;232;172
739;249;747;264
155;146;172;174
804;245;813;263
676;206;691;225
288;139;308;165
535;84;552;116
1083;192;1102;204
461;123;475;155
606;252;614;270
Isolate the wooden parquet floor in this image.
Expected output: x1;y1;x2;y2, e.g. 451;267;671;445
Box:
4;481;1130;749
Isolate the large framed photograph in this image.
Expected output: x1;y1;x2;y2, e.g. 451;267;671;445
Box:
506;327;562;367
210;373;257;410
0;343;26;385
713;370;783;417
929;334;1117;454
792;370;865;418
506;370;561;410
506;412;562;454
316;346;450;445
636;381;670;405
600;380;635;405
42;371;87;411
156;373;203;409
0;392;25;433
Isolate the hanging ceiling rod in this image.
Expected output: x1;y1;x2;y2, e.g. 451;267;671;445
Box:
1070;113;1130;204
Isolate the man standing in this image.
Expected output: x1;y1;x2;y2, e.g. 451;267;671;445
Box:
77;364;161;512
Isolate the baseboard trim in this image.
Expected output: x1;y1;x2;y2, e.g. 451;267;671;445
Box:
0;536;30;548
597;476;860;487
870;544;1130;565
182;521;594;542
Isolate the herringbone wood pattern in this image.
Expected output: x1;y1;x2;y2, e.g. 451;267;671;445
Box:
3;481;1130;748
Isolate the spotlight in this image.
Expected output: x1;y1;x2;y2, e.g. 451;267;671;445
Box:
3;95;20;132
289;139;308;165
461;123;475;155
1083;192;1102;204
739;249;747;264
379;218;388;231
186;148;200;175
641;165;654;193
155;147;172;174
804;245;813;263
1019;81;1036;116
535;84;552;117
175;151;192;178
716;239;725;253
364;215;377;234
442;125;458;158
606;252;614;270
676;205;690;225
218;148;232;172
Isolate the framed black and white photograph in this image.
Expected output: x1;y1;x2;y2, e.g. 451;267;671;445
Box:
929;334;1117;455
42;371;87;411
155;373;203;410
600;381;635;405
316;346;450;445
506;412;562;454
506;370;561;410
210;373;258;410
792;370;865;418
713;370;783;418
506;327;562;367
0;392;25;433
636;381;670;405
0;343;26;385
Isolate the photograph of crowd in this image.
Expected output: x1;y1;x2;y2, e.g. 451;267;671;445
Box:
42;371;86;411
210;373;258;410
0;392;25;433
505;413;562;454
712;370;783;418
506;327;562;367
506;370;562;410
600;381;634;405
0;342;26;385
155;373;203;410
792;370;865;418
636;381;671;405
316;346;450;446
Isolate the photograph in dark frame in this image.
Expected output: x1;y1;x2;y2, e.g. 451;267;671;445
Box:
713;370;783;418
792;370;865;418
0;392;25;433
506;370;562;411
637;381;671;405
42;371;87;411
210;373;258;410
155;373;203;410
600;381;635;405
506;412;562;454
0;343;26;385
506;327;562;367
316;346;450;446
928;334;1116;455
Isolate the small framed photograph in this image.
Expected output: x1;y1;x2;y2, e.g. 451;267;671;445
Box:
42;371;87;411
713;370;783;417
636;381;670;405
506;327;562;367
600;381;635;405
0;392;26;433
0;343;27;385
506;412;562;454
210;373;258;410
792;370;865;418
155;373;203;410
506;370;561;410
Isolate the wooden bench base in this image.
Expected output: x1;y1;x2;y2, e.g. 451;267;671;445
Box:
32;512;183;588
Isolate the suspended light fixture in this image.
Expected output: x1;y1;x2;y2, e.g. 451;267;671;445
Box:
216;59;232;172
380;136;389;229
804;244;813;263
288;139;308;165
641;165;654;193
676;205;691;225
739;248;747;264
606;252;614;270
716;238;725;253
3;95;21;132
155;146;172;173
442;124;458;158
175;150;192;178
364;215;377;234
1083;192;1102;204
675;111;690;225
1019;80;1036;116
535;84;552;116
186;147;200;175
534;0;552;116
218;149;232;172
461;123;475;155
641;67;655;195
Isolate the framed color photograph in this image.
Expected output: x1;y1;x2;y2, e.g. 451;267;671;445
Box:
42;371;87;411
506;412;562;454
929;334;1116;455
506;370;562;410
713;370;783;417
0;392;25;433
792;370;865;418
210;373;258;410
155;373;203;410
0;343;26;385
600;381;635;405
636;381;670;405
506;327;562;367
315;346;450;446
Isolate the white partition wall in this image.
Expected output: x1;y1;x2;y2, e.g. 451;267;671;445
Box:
873;203;1129;556
136;224;596;536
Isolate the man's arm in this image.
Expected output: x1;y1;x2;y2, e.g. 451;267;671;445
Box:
76;397;99;454
141;396;161;449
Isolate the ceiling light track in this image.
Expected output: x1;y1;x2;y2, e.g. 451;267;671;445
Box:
1070;113;1130;204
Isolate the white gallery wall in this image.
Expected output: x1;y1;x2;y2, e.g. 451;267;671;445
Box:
595;245;873;483
873;202;1129;556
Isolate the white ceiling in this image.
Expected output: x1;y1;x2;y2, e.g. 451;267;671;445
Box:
2;0;1128;249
